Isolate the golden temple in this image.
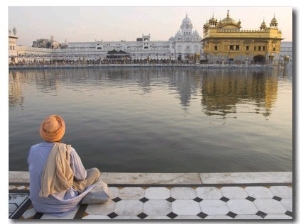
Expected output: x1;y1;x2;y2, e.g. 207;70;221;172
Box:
202;10;283;64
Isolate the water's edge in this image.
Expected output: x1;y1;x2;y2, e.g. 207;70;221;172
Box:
9;171;292;185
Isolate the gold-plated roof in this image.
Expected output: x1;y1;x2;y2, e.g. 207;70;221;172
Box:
220;10;236;25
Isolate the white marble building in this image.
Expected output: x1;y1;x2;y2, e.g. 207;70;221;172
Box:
170;15;202;61
8;27;18;63
67;15;202;62
9;15;202;64
9;14;292;65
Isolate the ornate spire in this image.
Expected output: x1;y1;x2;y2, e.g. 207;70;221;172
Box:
270;14;278;27
260;18;267;30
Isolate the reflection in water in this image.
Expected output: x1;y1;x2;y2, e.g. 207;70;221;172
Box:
35;70;59;93
9;68;282;117
169;69;200;109
9;71;24;108
9;66;292;172
201;69;278;118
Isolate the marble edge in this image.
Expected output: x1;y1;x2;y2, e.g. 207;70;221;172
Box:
199;172;293;184
9;171;292;185
99;172;202;185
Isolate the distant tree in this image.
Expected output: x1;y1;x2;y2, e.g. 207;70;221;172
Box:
46;42;52;49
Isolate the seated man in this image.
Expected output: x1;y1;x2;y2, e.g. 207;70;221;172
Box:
27;114;100;216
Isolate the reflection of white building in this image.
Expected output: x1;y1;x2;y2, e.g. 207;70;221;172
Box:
8;15;202;64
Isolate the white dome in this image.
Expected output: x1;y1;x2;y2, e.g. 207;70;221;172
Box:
192;30;199;37
180;15;193;29
172;15;202;42
182;15;192;25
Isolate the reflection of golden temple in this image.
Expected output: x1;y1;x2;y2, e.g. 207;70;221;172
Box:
201;69;278;117
283;55;290;66
264;77;278;110
202;10;283;65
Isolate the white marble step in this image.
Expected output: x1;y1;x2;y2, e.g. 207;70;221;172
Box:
9;171;292;185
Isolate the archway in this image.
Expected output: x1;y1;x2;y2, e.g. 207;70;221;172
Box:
253;55;265;64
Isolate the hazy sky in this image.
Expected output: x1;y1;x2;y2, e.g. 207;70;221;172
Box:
8;5;293;47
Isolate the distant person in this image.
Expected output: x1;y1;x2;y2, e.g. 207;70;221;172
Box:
27;114;100;216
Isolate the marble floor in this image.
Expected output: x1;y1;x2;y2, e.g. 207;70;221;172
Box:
9;171;293;220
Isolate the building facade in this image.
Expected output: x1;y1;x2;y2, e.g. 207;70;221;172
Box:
66;15;202;63
9;15;202;64
9;28;18;63
9;12;291;65
202;10;283;64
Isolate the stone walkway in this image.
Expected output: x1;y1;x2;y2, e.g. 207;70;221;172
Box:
9;171;293;220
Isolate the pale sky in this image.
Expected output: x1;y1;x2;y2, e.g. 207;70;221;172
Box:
8;5;294;47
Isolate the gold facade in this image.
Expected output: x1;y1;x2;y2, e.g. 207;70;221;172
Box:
202;10;283;64
201;69;278;118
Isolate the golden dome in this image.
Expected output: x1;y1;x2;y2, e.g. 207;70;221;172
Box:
217;19;223;28
271;16;277;24
260;19;267;30
270;15;278;27
209;14;217;25
203;22;209;29
215;10;241;29
220;10;237;25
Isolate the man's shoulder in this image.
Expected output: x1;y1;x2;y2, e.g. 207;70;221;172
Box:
30;142;53;149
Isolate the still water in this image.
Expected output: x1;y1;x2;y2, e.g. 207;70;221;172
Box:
9;66;293;173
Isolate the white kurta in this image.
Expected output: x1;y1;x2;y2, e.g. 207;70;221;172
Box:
27;142;93;216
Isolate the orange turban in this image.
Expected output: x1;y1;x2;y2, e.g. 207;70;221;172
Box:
39;115;65;142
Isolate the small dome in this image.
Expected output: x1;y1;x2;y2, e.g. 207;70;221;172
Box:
260;19;267;30
203;22;209;29
217;19;223;28
237;19;241;28
209;14;217;25
270;15;278;27
192;30;200;37
271;16;277;24
175;30;182;37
